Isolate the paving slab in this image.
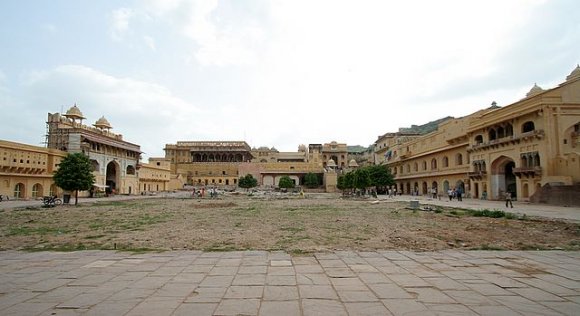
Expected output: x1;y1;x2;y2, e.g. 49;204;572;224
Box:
1;250;579;315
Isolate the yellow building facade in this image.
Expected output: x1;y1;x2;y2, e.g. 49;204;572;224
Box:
0;140;66;199
137;158;171;193
378;66;580;202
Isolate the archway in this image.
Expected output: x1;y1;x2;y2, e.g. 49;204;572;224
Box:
421;182;428;195
106;161;120;194
406;183;411;195
443;180;449;193
491;156;517;200
455;180;465;196
50;184;58;196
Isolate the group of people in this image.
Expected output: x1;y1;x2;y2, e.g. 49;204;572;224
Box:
447;188;463;201
192;187;219;198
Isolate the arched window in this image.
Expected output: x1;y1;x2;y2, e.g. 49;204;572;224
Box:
506;124;514;137
497;126;505;138
32;183;43;198
406;164;410;173
442;156;449;167
422;161;427;170
91;160;99;172
489;129;497;141
414;162;418;171
14;183;25;199
474;135;483;144
456;153;463;165
126;165;136;175
431;158;437;170
522;121;535;133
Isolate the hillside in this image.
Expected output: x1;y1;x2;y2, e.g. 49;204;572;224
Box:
398;116;454;134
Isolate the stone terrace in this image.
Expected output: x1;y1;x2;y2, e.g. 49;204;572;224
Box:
0;250;579;315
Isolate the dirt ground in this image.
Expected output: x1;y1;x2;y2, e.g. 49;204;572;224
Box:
0;194;578;253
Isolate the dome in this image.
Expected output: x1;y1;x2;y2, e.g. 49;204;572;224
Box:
93;116;112;129
526;83;544;98
63;104;85;120
298;144;306;152
566;64;580;81
326;159;336;168
348;159;359;168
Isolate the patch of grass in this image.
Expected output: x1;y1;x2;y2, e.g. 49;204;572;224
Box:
289;248;312;256
203;242;241;252
23;242;92;252
468;209;506;218
84;234;106;240
475;244;505;251
7;226;70;236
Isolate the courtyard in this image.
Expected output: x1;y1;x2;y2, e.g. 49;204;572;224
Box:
1;193;578;253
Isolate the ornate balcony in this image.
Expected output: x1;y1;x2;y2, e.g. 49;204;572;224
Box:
468;171;487;179
513;166;542;177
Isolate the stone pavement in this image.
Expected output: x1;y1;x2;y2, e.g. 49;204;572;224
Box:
1;250;579;315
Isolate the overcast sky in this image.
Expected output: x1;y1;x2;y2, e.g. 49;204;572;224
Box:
1;0;579;158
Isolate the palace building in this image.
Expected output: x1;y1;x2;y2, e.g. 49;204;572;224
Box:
0;105;171;200
47;106;142;195
376;65;580;204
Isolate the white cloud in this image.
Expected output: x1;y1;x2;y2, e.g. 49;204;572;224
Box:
143;35;156;51
110;7;134;41
142;0;266;66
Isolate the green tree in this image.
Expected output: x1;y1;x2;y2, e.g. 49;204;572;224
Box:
278;175;295;190
53;153;95;205
304;173;319;188
238;174;258;190
353;168;371;192
367;165;394;192
341;172;355;195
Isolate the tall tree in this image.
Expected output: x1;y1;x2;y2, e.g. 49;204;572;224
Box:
353;168;371;190
367;165;394;191
53;153;95;205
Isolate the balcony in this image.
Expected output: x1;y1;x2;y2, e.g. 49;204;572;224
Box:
468;171;487;179
468;129;545;152
513;166;542;177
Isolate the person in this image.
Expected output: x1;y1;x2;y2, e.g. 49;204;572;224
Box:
505;191;513;208
456;187;463;201
432;188;437;199
448;189;453;201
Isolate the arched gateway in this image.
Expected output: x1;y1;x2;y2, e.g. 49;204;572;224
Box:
490;156;517;200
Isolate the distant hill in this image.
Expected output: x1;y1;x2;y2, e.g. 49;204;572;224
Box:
398;116;454;135
347;145;368;153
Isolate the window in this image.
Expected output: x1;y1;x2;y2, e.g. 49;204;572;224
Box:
475;135;483;144
431;158;437;170
489;129;497;141
456;153;463;165
522;121;535;133
32;183;42;198
422;161;427;170
442;156;449;167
